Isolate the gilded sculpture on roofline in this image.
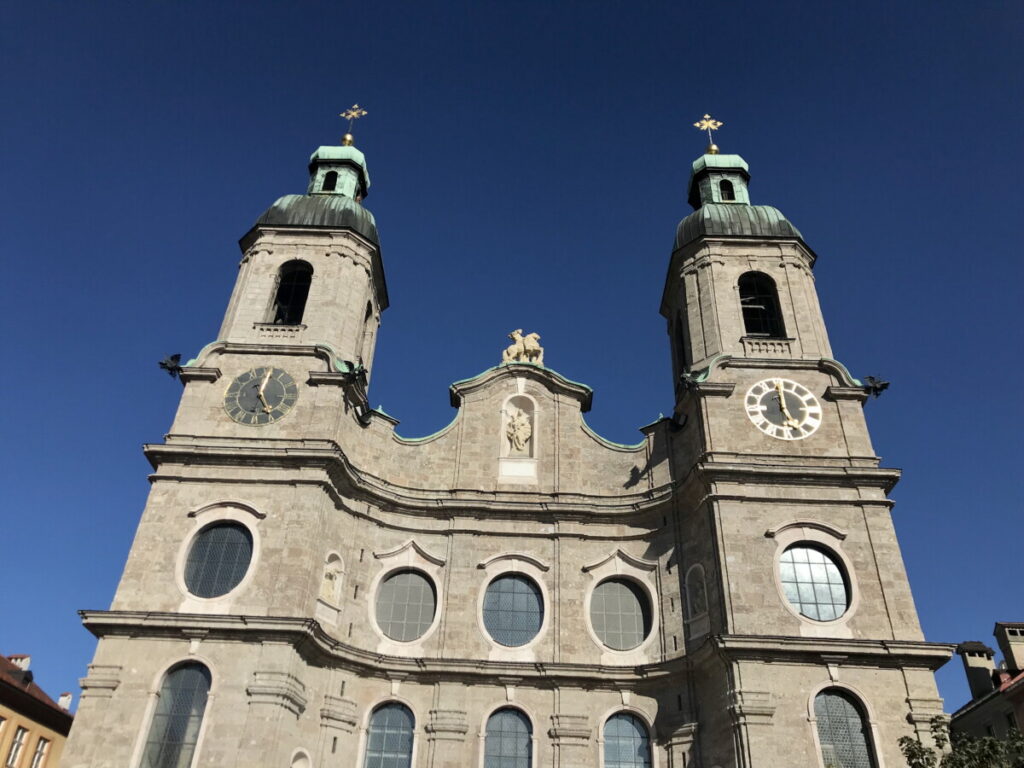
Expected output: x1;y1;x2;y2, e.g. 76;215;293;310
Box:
502;329;544;366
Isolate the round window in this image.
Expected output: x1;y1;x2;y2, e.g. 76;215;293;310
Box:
590;578;652;651
184;522;254;598
483;574;544;647
779;545;849;621
375;569;437;642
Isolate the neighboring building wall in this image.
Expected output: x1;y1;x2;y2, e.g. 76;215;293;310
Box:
952;625;1024;741
0;657;72;768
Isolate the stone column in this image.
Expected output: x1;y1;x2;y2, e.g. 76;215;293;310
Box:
425;708;469;768
548;713;592;768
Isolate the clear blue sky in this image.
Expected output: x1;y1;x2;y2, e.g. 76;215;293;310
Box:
2;0;1021;714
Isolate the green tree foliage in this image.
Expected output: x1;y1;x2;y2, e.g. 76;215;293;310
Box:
899;717;1023;768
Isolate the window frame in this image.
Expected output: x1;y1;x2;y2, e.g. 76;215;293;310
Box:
589;577;654;652
6;726;28;768
482;706;535;768
582;551;659;661
28;738;48;768
738;271;787;339
369;539;447;655
808;685;880;768
599;709;655;768
270;259;314;327
481;573;545;649
360;700;417;768
373;568;439;643
175;504;262;608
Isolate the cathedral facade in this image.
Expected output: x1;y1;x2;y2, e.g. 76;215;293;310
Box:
63;131;952;768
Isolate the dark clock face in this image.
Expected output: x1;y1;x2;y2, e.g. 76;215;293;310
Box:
745;378;822;440
224;367;298;425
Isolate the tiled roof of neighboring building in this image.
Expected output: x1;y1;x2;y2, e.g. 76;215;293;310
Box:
0;655;73;735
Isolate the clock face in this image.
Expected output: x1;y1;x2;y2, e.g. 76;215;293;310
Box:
745;378;822;440
224;367;298;425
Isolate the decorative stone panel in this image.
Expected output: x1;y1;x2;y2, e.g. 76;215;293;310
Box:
78;664;122;700
426;709;469;742
548;713;591;746
741;336;794;357
320;695;358;732
728;689;775;726
246;670;308;716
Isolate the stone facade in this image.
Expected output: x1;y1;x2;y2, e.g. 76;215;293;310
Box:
62;141;953;768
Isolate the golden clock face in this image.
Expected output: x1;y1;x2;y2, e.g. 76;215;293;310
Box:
745;378;822;440
224;367;298;425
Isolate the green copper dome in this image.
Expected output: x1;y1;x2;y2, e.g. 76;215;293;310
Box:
254;194;379;245
675;203;802;249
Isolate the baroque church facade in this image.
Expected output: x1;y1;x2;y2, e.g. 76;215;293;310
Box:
63;129;952;768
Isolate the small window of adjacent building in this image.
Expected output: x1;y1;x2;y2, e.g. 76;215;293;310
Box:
590;578;652;651
28;738;49;768
485;708;532;768
375;570;437;642
272;260;314;326
141;663;211;768
779;545;849;622
814;689;877;768
719;179;736;201
184;521;254;598
6;727;28;768
363;703;414;768
321;171;338;192
483;574;544;647
604;713;652;768
738;271;786;338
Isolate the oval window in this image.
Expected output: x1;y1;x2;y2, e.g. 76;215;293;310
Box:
184;522;253;598
590;578;652;651
375;569;437;642
779;545;849;621
483;574;544;647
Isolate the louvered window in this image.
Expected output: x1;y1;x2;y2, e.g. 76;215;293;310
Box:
272;260;313;325
738;271;786;338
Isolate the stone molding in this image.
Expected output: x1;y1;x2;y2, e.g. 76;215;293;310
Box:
246;670;308;716
729;689;776;726
708;634;954;670
741;336;795;358
178;367;221;384
548;713;591;746
425;709;469;742
78;664;122;700
320;695;358;732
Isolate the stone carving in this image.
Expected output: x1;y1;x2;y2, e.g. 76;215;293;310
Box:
319;556;343;603
502;329;544;366
505;405;533;456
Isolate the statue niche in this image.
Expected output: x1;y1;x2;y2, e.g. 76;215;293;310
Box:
501;396;536;459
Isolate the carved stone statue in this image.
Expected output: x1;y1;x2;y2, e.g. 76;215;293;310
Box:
505;405;533;455
320;565;340;603
502;329;544;366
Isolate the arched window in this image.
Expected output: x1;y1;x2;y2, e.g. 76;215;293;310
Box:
720;179;736;201
141;663;211;768
738;271;786;338
363;703;414;768
485;708;532;768
321;171;338;192
814;689;877;768
272;260;313;325
685;565;708;619
604;712;652;768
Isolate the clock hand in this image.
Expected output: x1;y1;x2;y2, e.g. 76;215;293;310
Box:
257;369;273;412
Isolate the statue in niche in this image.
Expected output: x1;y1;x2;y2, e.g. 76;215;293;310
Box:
505;405;533;456
320;560;342;603
502;329;544;366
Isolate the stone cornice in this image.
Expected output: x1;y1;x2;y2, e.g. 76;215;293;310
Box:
707;634;954;670
694;460;902;494
80;610;686;686
449;364;593;412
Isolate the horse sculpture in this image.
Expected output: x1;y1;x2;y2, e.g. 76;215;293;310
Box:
502;329;544;366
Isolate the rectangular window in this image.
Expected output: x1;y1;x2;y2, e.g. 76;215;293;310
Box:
6;727;28;768
28;740;48;768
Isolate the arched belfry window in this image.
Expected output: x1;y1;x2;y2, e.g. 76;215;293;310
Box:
141;663;211;768
272;260;313;325
720;179;736;201
321;171;338;192
738;271;786;338
814;689;878;768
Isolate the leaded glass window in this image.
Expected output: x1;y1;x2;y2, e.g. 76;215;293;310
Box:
141;663;211;768
779;545;849;621
485;708;532;768
604;713;652;768
375;570;436;642
184;522;253;598
483;575;544;647
814;689;877;768
363;703;414;768
590;579;651;651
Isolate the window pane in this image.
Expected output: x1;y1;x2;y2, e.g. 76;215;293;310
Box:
141;664;211;768
376;571;436;642
485;708;532;768
604;713;651;768
814;690;877;768
779;545;848;621
483;575;544;647
363;704;414;768
184;522;253;598
590;579;651;651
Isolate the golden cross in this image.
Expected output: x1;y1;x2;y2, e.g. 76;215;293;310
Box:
341;103;368;132
693;113;723;146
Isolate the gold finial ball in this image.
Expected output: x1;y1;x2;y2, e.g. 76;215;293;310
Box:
706;143;720;155
341;133;355;146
